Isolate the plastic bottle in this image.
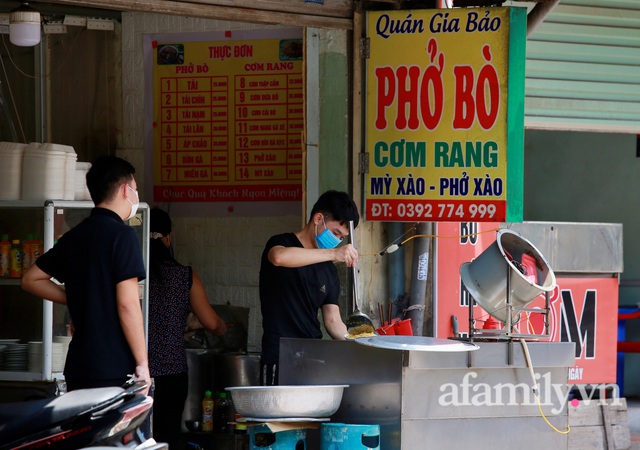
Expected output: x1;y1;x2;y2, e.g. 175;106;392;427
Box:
202;390;214;432
0;234;10;278
22;234;32;273
9;239;22;278
30;234;43;266
215;392;232;433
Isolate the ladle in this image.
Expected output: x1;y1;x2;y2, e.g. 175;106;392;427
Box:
345;220;375;334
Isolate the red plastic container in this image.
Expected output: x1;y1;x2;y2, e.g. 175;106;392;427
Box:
394;319;413;336
376;324;396;335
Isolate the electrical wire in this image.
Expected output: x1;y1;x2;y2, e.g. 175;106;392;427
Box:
520;338;571;434
0;28;87;144
0;37;27;143
375;226;503;256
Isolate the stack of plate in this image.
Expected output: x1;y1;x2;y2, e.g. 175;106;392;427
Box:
4;343;28;371
28;341;66;373
0;339;20;370
0;339;21;370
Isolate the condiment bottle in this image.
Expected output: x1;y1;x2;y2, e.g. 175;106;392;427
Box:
202;390;214;432
30;234;43;266
215;392;232;433
0;234;10;278
9;239;22;278
22;234;32;273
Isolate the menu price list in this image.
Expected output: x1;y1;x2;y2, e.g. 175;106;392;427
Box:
156;70;303;202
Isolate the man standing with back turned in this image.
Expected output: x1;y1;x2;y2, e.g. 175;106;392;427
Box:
259;190;360;386
22;156;150;392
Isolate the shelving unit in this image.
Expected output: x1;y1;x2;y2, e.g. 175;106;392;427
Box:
0;200;150;382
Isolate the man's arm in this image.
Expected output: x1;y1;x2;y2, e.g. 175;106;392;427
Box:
116;277;150;394
269;244;359;268
322;304;347;340
21;264;67;304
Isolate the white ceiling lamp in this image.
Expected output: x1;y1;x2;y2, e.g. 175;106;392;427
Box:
9;2;41;47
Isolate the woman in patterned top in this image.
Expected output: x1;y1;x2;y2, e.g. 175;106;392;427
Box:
148;208;226;449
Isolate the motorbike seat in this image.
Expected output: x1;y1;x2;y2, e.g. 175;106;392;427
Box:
0;386;125;445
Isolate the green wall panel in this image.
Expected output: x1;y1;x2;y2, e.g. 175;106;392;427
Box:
319;48;350;193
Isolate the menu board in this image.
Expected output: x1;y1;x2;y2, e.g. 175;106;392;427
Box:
149;29;304;206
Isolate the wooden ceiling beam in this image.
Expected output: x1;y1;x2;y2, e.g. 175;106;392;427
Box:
38;0;354;29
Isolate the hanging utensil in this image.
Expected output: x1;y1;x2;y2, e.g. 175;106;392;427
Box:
345;220;375;336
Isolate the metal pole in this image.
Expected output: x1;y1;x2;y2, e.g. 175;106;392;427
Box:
407;222;430;335
527;0;560;38
42;201;54;380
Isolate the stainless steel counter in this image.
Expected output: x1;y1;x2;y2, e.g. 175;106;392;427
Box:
279;338;575;449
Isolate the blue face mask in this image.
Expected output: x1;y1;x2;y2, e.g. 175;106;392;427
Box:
315;216;342;249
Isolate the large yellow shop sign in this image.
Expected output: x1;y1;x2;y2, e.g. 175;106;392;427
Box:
365;8;526;222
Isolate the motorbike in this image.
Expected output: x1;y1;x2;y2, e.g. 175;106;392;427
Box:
0;379;166;449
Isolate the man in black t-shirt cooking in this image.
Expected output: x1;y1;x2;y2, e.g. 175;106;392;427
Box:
259;190;359;385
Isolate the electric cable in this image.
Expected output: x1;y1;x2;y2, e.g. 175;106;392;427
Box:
520;338;571;434
0;37;27;143
376;226;503;256
0;28;87;144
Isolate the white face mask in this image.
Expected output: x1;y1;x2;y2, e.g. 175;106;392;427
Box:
126;185;139;221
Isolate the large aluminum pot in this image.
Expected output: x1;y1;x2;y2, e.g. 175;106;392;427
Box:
213;353;260;392
226;385;348;419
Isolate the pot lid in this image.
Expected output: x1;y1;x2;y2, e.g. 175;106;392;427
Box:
352;335;479;352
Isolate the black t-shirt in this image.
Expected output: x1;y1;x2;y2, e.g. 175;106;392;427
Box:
36;207;146;381
259;233;340;365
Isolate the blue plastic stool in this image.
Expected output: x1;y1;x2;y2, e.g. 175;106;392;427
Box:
320;423;380;450
249;424;306;450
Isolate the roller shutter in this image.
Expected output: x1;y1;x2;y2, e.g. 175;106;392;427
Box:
525;0;640;133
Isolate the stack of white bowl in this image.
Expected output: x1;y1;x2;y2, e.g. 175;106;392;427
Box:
0;142;27;200
74;162;92;200
28;341;66;373
21;142;77;201
53;335;71;370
